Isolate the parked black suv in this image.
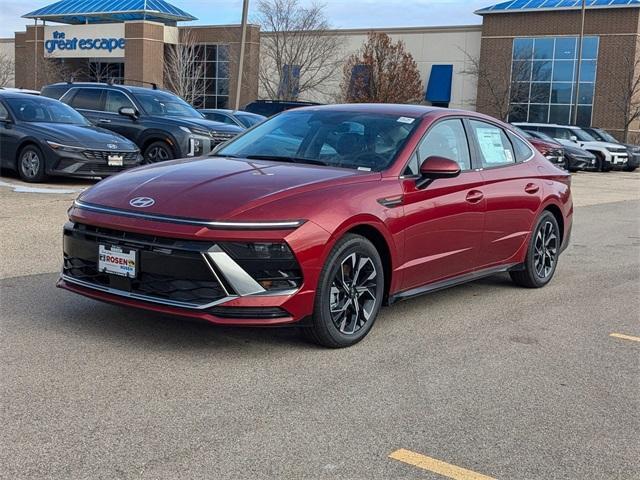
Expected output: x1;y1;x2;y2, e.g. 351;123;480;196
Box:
0;91;141;182
41;83;243;163
243;100;322;117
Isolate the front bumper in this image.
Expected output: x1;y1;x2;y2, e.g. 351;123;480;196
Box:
47;147;142;177
565;153;596;171
58;214;328;326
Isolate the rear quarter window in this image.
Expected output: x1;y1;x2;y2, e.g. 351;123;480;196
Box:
508;132;534;162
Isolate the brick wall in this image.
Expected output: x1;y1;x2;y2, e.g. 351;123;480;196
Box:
477;7;640;140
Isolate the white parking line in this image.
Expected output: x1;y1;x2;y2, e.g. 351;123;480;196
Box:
0;180;86;194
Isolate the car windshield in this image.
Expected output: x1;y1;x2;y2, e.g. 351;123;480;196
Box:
236;113;264;128
214;110;419;171
573;129;597;142
531;130;557;143
513;126;533;139
6;97;89;125
593;129;619;143
136;92;202;118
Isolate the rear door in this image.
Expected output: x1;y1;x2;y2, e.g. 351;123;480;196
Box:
468;120;542;267
62;87;105;127
0;101;18;168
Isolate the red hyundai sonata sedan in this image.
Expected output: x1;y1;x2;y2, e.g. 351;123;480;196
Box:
58;104;572;347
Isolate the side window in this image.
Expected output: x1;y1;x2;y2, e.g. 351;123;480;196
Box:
508;132;534;162
104;90;134;113
68;89;103;111
406;119;471;175
469;120;515;168
0;102;9;120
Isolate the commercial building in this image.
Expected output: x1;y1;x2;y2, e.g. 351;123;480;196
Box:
3;0;640;138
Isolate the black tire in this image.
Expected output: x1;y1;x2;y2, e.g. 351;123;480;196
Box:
510;211;560;288
143;141;174;164
624;165;638;172
304;234;384;348
17;144;47;183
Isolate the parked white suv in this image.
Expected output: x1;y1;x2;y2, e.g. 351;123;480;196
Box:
514;123;628;172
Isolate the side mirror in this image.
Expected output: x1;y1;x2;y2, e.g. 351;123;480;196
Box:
119;106;137;119
416;156;461;189
569;135;578;143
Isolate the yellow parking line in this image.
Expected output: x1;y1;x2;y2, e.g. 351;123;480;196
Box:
389;449;496;480
610;333;640;343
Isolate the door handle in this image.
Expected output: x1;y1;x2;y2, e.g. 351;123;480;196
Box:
98;119;111;124
525;183;540;194
465;190;484;203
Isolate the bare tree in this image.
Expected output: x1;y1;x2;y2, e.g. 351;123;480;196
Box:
340;32;423;104
38;58;77;86
608;47;640;143
85;61;112;83
163;31;208;106
0;53;14;87
256;0;344;101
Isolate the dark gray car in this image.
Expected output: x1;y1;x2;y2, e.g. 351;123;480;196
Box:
41;83;243;163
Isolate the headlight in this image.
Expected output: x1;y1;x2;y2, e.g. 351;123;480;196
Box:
179;126;210;137
46;141;85;152
218;241;302;291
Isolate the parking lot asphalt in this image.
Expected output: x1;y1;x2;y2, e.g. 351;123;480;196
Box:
0;172;639;479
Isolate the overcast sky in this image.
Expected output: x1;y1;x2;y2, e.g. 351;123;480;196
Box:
2;0;490;38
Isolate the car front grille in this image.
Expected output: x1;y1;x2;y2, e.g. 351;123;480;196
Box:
210;132;237;146
83;150;140;161
62;223;228;308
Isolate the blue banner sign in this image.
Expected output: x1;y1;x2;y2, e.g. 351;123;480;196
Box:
45;31;126;54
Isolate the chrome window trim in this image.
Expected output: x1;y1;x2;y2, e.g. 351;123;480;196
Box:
73;200;305;230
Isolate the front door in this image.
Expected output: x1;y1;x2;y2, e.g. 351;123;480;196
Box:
399;118;486;291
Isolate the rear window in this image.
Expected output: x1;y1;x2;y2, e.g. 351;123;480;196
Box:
67;88;104;111
40;85;71;100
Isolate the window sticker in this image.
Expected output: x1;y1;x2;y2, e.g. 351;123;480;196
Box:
476;127;509;164
397;117;415;124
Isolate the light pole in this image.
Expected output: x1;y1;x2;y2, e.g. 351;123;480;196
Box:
234;0;250;111
572;0;586;125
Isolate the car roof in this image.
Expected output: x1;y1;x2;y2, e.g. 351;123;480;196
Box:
515;122;582;130
45;82;169;95
290;104;506;122
0;91;52;100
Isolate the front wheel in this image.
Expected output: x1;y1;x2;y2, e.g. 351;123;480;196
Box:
18;145;47;183
510;211;560;288
143;141;174;164
304;234;384;348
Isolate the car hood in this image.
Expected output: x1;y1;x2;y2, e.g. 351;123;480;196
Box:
147;115;244;134
26;122;138;150
563;144;595;157
78;156;367;221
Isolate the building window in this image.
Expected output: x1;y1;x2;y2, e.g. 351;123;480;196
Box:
509;36;599;127
278;65;301;100
87;62;124;84
192;44;230;109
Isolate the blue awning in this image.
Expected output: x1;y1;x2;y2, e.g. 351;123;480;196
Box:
23;0;197;25
425;64;453;103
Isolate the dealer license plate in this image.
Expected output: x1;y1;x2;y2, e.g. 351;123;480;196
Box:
108;154;124;166
98;244;137;278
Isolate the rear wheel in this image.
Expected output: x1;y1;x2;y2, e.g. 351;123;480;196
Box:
510;211;560;288
304;234;384;348
17;145;47;183
624;164;638;172
143;141;174;164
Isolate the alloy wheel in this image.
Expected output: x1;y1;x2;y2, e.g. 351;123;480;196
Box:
329;252;379;335
533;220;558;279
20;151;40;179
144;146;170;164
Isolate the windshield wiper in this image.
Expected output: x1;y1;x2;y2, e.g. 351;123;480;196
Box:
244;155;328;166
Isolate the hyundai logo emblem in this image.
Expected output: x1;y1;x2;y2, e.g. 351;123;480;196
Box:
129;197;155;208
107;143;118;150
